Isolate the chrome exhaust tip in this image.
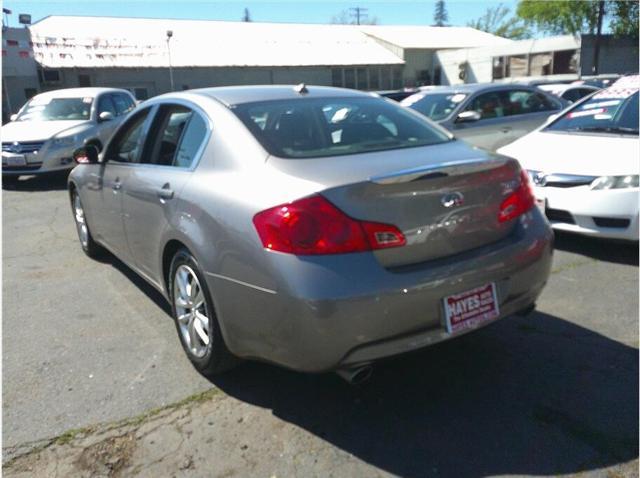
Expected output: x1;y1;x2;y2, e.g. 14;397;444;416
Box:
336;364;373;385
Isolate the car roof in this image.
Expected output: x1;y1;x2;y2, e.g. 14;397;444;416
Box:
32;87;131;100
415;82;537;96
187;85;373;106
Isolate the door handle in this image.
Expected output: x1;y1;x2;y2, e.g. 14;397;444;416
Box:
157;184;174;201
501;127;512;133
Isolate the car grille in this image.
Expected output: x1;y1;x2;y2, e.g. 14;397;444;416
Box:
546;208;575;224
592;217;630;229
2;141;45;154
2;162;43;171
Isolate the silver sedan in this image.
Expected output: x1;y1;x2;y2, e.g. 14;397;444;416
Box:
68;85;553;381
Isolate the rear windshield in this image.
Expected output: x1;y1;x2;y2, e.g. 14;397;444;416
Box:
231;96;451;159
544;90;638;136
16;97;93;121
401;92;467;121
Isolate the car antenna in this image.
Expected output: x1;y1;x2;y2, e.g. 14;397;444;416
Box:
294;83;308;94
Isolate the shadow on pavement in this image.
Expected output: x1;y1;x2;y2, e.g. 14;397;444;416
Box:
210;312;638;477
554;230;638;267
2;172;70;192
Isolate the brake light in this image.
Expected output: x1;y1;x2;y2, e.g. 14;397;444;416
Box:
498;169;535;223
253;195;406;255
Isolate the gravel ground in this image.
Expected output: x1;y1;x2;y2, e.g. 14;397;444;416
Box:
3;174;638;477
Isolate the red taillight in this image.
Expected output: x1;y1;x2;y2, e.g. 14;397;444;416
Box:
498;169;536;223
252;195;406;255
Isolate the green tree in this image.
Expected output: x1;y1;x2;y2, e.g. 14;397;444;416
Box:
517;0;638;37
467;3;532;39
607;0;639;37
433;0;449;26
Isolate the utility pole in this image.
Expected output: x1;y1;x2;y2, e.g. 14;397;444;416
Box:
166;30;175;92
592;0;605;75
349;7;368;25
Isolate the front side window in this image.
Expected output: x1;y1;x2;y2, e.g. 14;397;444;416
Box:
97;95;117;116
16;97;92;121
113;94;135;116
232;96;451;159
402;92;467;121
545;90;638;136
466;91;506;119
106;109;150;163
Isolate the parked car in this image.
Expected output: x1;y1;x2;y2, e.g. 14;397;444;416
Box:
2;87;136;182
498;76;639;241
537;83;600;103
376;89;419;102
68;85;553;380
400;83;567;151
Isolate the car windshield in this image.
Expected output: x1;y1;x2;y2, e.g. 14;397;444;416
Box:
231;96;451;159
544;89;639;136
400;92;467;121
16;97;93;121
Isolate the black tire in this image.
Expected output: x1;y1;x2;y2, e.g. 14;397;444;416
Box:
169;248;238;376
70;189;104;259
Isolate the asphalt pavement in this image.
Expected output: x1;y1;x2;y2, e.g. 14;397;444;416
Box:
2;173;638;477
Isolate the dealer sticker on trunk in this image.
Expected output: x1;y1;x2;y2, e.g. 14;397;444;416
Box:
444;283;499;334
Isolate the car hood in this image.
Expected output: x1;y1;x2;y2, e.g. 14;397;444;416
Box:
1;120;88;143
498;130;640;176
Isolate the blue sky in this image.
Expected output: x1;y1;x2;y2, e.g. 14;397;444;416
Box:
3;0;520;27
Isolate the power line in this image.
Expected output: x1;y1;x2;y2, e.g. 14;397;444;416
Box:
349;7;368;25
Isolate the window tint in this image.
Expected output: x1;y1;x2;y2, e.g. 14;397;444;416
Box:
174;113;208;168
466;91;506;119
232;97;450;159
113;94;135;116
142;104;207;167
467;89;556;119
97;94;117;116
106;109;150;163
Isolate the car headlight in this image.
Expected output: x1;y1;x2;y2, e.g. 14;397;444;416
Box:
52;135;77;147
590;175;639;190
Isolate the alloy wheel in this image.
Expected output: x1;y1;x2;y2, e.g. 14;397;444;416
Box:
173;264;211;358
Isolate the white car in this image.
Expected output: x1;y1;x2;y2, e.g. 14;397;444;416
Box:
2;87;136;182
499;76;639;241
537;83;601;103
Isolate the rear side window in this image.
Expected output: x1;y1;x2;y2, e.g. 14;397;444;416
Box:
231;97;450;159
143;104;208;167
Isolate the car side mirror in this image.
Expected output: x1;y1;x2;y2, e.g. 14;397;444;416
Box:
456;110;481;123
9;114;17;122
73;145;100;164
98;111;114;122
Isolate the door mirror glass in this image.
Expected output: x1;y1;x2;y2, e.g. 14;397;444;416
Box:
9;114;17;122
456;110;481;123
73;145;100;164
99;111;115;122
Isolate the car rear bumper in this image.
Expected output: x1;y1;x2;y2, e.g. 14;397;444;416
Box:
537;185;639;241
207;209;553;372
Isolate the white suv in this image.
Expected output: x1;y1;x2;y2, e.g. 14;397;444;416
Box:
2;87;136;181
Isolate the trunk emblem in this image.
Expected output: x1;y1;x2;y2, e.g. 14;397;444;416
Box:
441;192;464;208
